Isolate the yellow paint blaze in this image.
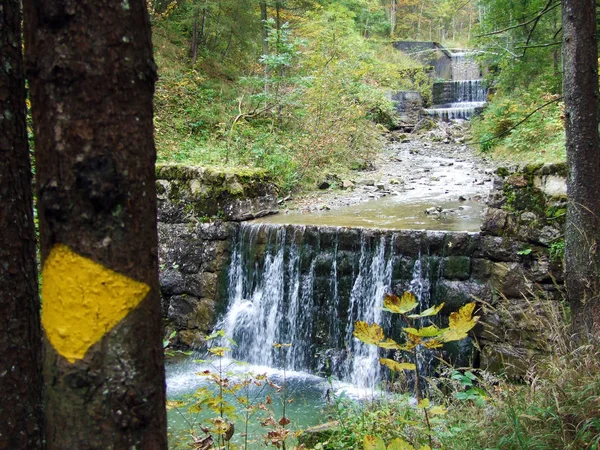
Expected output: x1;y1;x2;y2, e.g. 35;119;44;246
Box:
41;244;150;363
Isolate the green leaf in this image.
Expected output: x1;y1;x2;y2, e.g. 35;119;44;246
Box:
383;292;419;314
407;302;445;318
363;435;386;450
380;358;416;372
464;371;478;381
206;329;225;340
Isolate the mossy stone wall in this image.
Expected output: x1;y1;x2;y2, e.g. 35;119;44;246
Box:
156;165;278;347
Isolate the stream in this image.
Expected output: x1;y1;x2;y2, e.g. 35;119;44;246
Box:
165;50;495;446
165;129;496;448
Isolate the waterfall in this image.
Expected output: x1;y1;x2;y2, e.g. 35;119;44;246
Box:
220;222;438;388
426;51;487;121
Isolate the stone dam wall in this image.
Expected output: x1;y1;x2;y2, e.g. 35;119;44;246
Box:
156;163;567;377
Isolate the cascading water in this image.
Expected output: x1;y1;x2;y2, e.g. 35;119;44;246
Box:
220;222;441;389
425;52;487;121
343;234;394;387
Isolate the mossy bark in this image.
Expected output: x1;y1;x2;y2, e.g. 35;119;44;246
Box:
24;0;167;447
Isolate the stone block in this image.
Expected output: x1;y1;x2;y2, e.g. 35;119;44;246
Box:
491;262;531;298
441;256;471;281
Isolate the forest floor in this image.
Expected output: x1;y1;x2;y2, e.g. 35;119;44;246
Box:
282;121;498;215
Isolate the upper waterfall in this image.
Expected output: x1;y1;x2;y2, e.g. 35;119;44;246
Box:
426;51;487;121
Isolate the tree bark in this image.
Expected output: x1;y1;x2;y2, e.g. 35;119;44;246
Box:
0;1;43;448
23;0;168;448
562;0;600;336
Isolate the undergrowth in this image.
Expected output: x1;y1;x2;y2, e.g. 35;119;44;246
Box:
309;294;599;450
470;88;565;165
151;5;429;193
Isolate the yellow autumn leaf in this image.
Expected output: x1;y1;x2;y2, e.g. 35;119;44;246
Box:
423;338;444;349
363;435;386;450
387;438;415;450
417;398;430;409
429;405;447;416
448;302;479;333
407;302;445;319
354;321;385;345
406;333;422;346
377;337;405;350
402;325;443;337
383;292;419;314
439;329;469;343
166;400;185;410
208;346;230;357
379;358;416;372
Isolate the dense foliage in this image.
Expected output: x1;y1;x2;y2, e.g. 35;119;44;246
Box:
152;0;440;191
470;0;566;161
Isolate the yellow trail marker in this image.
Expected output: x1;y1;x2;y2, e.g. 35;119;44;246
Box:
41;244;150;363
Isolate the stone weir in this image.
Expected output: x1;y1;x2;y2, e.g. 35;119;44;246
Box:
157;164;568;381
221;223;488;387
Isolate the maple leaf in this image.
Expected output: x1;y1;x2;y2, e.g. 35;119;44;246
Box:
363;435;386;450
402;325;443;337
354;321;385;345
379;358;416;372
407;302;445;319
440;302;479;342
387;438;416;450
383;292;419;314
377;337;405;350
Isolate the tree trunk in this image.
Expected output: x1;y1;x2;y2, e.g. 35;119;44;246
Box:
23;0;168;448
191;1;200;65
0;1;43;448
260;0;268;57
562;0;600;336
200;1;208;46
390;0;397;38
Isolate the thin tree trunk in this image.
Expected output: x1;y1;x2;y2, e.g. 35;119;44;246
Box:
191;1;200;65
209;0;222;50
200;0;208;45
390;0;397;38
23;0;168;447
0;1;43;447
417;0;425;38
260;0;268;56
222;26;234;58
562;0;600;336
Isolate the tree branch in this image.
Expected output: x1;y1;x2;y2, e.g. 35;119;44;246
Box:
522;0;555;57
476;0;561;37
516;41;562;49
